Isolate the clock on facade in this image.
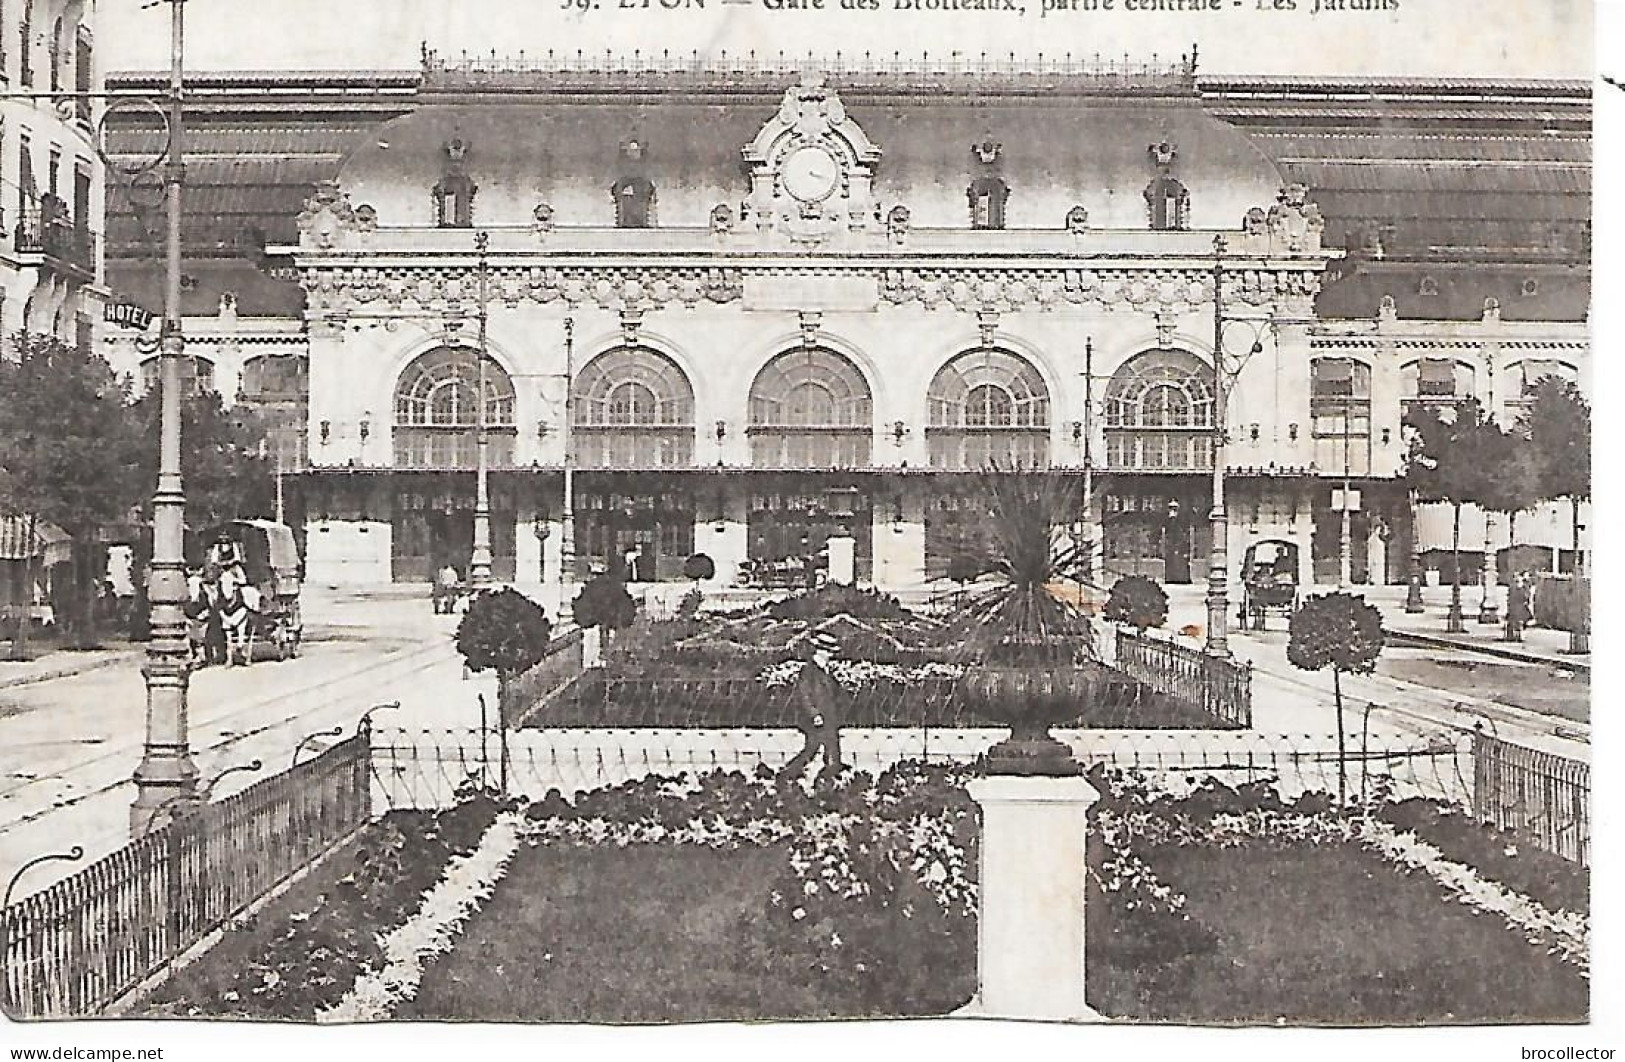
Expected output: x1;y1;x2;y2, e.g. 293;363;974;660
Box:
780;145;841;203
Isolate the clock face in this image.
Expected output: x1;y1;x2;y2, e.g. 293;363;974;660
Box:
781;146;841;203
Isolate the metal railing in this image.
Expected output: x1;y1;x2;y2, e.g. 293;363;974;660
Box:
421;46;1199;93
1;734;371;1019
13;203;98;277
1471;731;1589;866
504;629;586;727
1113;627;1253;728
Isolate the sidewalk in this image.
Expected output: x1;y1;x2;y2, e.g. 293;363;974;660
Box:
0;644;140;690
1374;592;1588;674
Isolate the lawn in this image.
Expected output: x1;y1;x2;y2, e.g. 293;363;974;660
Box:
1381;655;1589;724
1089;841;1589;1025
401;843;866;1023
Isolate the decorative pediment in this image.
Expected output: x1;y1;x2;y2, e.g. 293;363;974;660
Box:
297;181;361;249
1265;184;1325;253
742;75;882;244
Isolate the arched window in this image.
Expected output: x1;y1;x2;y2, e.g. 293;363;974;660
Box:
393;346;516;469
573;346;695;468
1104;349;1214;470
74;25;92;124
1400;358;1476;420
926;347;1050;470
1144;175;1190;231
140;355;215;399
19;0;33;87
748;348;872;469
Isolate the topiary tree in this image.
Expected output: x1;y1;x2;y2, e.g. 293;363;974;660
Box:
455;587;554;696
572;572;638;644
1287;592;1385;806
682;552;715;582
1104;575;1168;633
454;587;553;793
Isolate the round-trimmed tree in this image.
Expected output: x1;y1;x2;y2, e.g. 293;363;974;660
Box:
683;553;716;582
1104;575;1169;632
1287;592;1385;805
571;573;638;636
454;587;554;691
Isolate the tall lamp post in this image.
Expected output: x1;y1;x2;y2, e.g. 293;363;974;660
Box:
560;316;576;595
469;231;493;585
131;0;199;833
1080;337;1097;589
1207;239;1231;657
1208;237;1269;658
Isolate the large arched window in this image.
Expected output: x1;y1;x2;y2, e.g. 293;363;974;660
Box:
1104;349;1214;471
573;346;695;469
926;347;1050;470
748;348;872;469
393;346;516;469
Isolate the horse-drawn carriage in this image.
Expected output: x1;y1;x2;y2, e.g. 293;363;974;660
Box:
187;520;303;665
1238;539;1300;631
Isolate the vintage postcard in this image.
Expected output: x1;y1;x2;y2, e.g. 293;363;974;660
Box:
0;0;1606;1054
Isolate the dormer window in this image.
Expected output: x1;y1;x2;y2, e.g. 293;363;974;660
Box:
1418;275;1440;297
1521;277;1540;298
967;137;1008;230
1143;140;1189;231
433;138;476;228
612;175;656;228
611;136;655;228
1144;175;1190;231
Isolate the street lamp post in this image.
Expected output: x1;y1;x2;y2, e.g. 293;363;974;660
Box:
1338;389;1353;589
560;316;576;596
1206;239;1231;657
1078;336;1097;590
1404;488;1426;612
131;0;199;834
468;231;493;585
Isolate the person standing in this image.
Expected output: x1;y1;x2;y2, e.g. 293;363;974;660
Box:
434;562;461;614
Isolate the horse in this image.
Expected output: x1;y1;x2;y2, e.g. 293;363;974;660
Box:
208;565;263;666
185;572;225;666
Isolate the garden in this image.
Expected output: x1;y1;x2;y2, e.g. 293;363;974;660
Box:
131;762;1588;1024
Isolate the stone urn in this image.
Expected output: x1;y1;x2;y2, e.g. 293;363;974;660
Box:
958;636;1088;776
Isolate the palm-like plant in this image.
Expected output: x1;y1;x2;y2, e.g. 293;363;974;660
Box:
944;468;1098;775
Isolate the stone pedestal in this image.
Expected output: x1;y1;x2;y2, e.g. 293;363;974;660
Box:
826;534;855;586
958;774;1103;1023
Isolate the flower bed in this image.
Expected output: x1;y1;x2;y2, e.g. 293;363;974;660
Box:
1379;796;1589;916
133;763;1590;1024
541;668;1226;729
135;798;502;1019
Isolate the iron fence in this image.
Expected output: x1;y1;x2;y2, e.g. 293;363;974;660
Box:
504;629;586;727
1114;628;1253;727
1471;731;1590;866
2;734;370;1019
371;725;1470;812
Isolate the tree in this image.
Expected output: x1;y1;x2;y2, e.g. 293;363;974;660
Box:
0;333;145;646
1473;427;1542;627
1518;376;1591;651
1104;575;1168;633
571;572;637;642
682;552;715;582
1403;399;1493;633
1287;592;1385;806
455;587;553;793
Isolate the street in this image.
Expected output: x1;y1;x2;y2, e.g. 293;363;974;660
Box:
0;586;495;902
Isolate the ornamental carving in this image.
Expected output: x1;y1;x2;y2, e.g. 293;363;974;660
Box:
878;267;1318;312
1265;184;1325;253
296;181;360;249
742;74;882;244
302;265;746;313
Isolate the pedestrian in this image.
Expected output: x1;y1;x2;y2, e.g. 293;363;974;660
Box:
1505;571;1530;643
434;562;461;614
